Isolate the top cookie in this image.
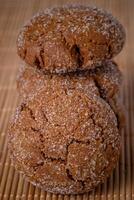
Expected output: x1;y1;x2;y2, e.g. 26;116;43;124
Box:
17;5;126;73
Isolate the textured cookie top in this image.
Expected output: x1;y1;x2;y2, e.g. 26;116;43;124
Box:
8;88;120;194
92;60;122;99
17;60;122;100
17;63;99;99
17;60;124;130
17;5;126;73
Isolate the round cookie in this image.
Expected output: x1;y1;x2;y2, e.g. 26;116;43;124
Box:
17;5;126;73
17;60;122;100
8;88;120;194
17;60;125;130
17;63;100;99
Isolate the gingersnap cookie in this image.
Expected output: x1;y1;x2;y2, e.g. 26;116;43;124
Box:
17;5;125;73
90;60;125;130
17;63;100;99
17;60;122;100
92;60;122;99
17;60;125;130
108;94;125;131
17;62;124;130
8;88;120;194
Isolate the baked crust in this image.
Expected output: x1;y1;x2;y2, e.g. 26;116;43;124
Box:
17;5;125;73
8;88;120;194
17;60;125;130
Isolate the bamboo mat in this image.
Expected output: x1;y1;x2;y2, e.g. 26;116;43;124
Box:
0;0;134;199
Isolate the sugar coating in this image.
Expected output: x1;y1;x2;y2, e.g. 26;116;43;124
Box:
92;60;123;99
17;63;99;100
17;60;122;100
17;60;125;130
8;87;121;194
17;5;126;73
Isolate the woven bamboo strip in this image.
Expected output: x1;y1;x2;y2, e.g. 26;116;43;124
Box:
94;184;101;200
124;68;132;200
130;70;134;199
118;77;126;200
58;194;64;200
120;129;126;200
15;174;25;200
21;180;30;200
64;194;70;200
89;190;95;200
27;183;35;200
52;193;58;200
40;189;47;200
69;194;76;200
34;187;41;200
0;137;8;182
0;87;19;200
0;67;18;198
3;164;15;199
9;171;19;200
46;192;52;200
102;181;107;200
0;92;16;184
107;174;113;200
0;84;9;114
127;69;133;200
76;194;83;200
113;163;119;200
0;153;10;199
83;193;89;200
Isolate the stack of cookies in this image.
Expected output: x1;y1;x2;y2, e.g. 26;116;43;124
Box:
8;5;126;194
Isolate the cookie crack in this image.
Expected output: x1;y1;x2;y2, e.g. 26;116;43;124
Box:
70;44;84;68
32;125;67;165
39;48;45;68
31;127;39;132
60;31;84;68
34;57;41;70
66;168;75;181
66;167;85;189
40;151;65;163
23;48;27;60
92;78;120;128
32;152;66;173
93;78;106;98
41;111;49;122
65;138;91;170
20;103;36;121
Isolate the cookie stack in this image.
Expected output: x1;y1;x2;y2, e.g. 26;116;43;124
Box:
8;5;126;194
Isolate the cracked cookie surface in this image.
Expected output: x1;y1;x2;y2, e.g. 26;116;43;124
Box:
8;88;121;194
17;60;125;130
17;5;125;73
17;60;122;100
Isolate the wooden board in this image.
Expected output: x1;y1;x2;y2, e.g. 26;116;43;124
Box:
0;0;133;199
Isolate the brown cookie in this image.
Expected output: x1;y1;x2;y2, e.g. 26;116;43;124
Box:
17;5;125;73
17;60;124;129
8;88;120;194
17;63;100;99
108;94;125;131
91;60;125;129
92;60;122;99
17;60;122;99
